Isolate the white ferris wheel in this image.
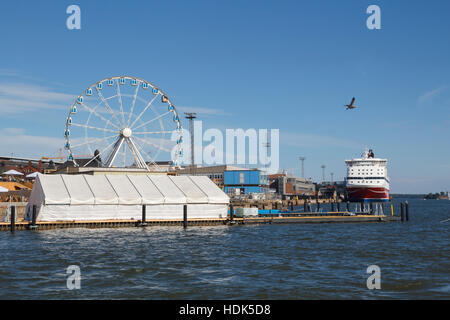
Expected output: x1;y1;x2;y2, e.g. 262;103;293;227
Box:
64;76;183;171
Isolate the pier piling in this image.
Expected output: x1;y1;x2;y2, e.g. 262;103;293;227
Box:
183;204;187;229
346;201;350;212
26;205;39;230
331;202;335;212
140;205;147;227
405;201;409;221
10;206;15;233
230;204;234;223
290;202;294;211
337;202;340;212
400;202;405;222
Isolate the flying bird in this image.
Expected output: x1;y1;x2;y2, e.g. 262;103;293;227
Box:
345;97;356;110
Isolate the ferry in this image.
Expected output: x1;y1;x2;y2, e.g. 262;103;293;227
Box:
345;148;390;202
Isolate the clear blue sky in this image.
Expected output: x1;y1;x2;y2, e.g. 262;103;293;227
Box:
0;0;449;193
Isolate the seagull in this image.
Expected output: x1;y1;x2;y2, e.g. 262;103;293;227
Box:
345;97;356;110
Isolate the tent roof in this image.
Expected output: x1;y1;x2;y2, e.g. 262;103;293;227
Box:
189;176;230;204
26;172;39;178
32;173;229;206
170;176;208;203
148;175;187;204
3;169;23;175
84;175;119;205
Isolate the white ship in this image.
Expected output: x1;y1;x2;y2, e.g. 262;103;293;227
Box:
345;148;390;202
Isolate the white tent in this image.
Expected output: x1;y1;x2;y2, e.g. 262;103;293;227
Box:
26;172;39;178
26;174;229;222
3;170;23;176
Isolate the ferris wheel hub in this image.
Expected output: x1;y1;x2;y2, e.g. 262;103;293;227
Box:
121;127;132;138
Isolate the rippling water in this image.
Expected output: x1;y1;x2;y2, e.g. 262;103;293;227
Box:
0;198;448;299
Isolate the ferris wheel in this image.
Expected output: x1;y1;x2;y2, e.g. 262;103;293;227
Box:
64;76;183;171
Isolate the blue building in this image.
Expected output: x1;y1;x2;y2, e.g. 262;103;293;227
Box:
224;169;266;195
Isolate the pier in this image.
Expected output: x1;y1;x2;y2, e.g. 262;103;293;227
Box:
0;212;401;232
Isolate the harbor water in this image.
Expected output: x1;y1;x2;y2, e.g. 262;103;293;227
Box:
0;198;448;299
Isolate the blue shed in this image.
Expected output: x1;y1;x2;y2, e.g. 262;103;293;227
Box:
224;169;264;195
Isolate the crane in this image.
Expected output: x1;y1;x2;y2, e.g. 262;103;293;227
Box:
41;148;65;163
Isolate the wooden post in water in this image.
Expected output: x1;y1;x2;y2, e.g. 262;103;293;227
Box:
230;204;234;223
337;201;340;212
303;201;307;212
140;205;147;226
290;202;294;211
10;205;15;233
27;204;38;230
317;200;320;212
331;202;335;212
183;204;188;228
400;202;405;222
346;201;350;212
405;201;409;221
370;203;374;215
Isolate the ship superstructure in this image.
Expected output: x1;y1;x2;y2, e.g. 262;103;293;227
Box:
345;148;390;202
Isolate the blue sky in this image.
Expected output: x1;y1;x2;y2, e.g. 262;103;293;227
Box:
0;0;449;193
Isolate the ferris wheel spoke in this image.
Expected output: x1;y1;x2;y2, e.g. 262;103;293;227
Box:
116;79;126;126
82;138;118;167
133;135;172;153
127;82;140;127
70;134;117;149
129;94;158;129
131;138;162;171
133;130;178;135
79;103;121;130
71;122;118;134
132;111;171;130
96;88;123;128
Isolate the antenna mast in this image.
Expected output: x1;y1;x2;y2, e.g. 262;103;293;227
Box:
299;157;305;178
184;112;197;170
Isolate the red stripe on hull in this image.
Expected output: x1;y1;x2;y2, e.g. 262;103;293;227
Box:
346;187;389;201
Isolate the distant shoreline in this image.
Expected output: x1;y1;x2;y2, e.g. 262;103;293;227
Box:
391;194;426;199
391;193;449;200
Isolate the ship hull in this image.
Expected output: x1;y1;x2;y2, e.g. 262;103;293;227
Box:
346;186;389;202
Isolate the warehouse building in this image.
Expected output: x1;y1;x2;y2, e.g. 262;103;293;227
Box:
177;165;267;196
223;169;266;195
267;173;315;199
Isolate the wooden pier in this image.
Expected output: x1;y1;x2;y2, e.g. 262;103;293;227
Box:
0;214;400;231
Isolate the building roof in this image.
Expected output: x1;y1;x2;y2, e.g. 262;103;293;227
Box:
0;181;31;191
